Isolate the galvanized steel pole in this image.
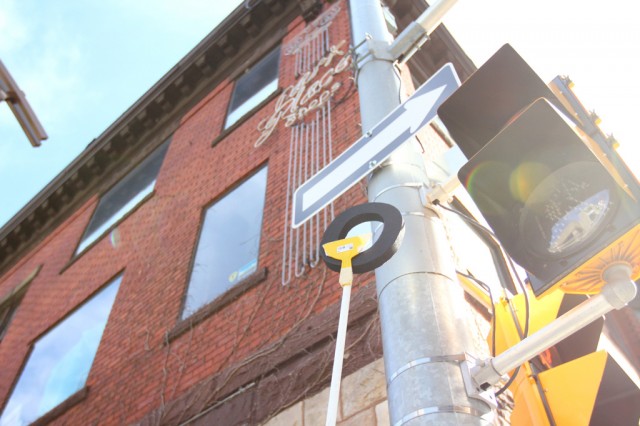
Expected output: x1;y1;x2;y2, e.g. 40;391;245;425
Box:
348;0;491;424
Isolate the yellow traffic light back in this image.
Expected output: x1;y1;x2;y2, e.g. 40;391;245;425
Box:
437;44;565;160
437;44;640;296
558;223;640;294
490;290;639;424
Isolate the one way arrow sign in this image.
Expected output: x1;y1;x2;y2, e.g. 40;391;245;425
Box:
292;63;460;228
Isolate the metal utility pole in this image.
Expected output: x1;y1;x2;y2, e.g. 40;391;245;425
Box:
349;0;491;424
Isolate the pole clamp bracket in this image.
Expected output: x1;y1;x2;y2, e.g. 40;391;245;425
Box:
354;34;395;68
460;353;499;409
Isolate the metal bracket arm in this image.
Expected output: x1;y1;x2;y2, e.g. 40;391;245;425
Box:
471;264;638;388
388;0;459;63
388;21;429;63
424;175;461;206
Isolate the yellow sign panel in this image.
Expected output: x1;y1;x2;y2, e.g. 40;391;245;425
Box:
491;289;565;357
511;351;608;426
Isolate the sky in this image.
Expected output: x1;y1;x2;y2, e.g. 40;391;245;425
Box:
0;0;245;227
0;0;639;228
441;0;639;172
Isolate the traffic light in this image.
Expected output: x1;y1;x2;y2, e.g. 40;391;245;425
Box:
490;289;640;425
437;44;640;296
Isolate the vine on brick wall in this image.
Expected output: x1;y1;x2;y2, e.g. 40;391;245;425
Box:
145;265;381;426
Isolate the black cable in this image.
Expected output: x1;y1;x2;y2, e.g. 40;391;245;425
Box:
391;62;404;104
436;200;533;398
432;200;498;240
457;271;496;357
434;200;530;337
495;365;521;397
507;255;530;339
459;270;518;398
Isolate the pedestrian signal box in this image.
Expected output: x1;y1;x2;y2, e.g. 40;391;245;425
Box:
438;44;640;296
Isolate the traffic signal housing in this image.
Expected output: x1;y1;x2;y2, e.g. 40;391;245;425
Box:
490;289;640;425
438;44;640;296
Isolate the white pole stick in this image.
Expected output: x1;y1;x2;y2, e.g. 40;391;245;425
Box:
325;283;352;426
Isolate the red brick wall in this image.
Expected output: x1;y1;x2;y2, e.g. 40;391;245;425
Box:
0;4;372;424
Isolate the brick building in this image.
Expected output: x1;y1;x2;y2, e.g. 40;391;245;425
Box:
0;1;637;425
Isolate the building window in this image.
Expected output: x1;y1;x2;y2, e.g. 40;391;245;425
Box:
224;46;280;129
0;275;121;426
76;138;171;254
0;295;23;342
182;166;268;319
0;266;40;342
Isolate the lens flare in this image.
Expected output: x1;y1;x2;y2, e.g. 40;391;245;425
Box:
463;160;511;215
509;161;552;203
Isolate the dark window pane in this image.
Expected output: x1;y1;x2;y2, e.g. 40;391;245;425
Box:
225;46;280;128
229;46;280;111
182;166;268;318
0;276;121;426
0;296;22;341
0;268;39;342
77;139;170;253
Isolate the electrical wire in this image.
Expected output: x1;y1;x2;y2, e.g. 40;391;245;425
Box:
495;365;521;397
457;270;519;397
391;61;405;104
435;200;532;398
457;271;496;357
432;200;498;240
434;200;530;337
506;255;530;339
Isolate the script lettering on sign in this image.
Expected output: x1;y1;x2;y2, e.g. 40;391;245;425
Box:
255;40;351;147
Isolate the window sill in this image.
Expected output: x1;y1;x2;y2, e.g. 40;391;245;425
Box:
30;386;89;426
167;267;268;343
211;88;283;148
